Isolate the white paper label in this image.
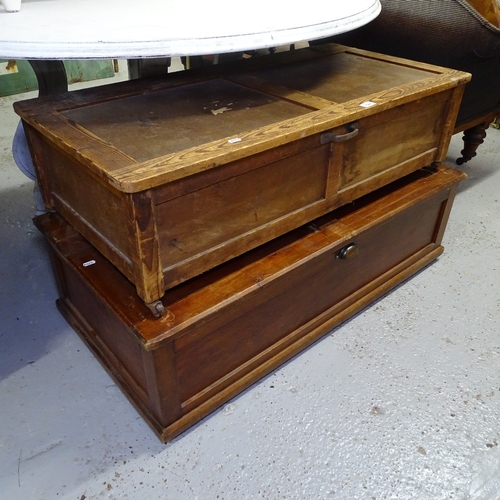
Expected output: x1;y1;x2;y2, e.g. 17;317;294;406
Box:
83;260;96;267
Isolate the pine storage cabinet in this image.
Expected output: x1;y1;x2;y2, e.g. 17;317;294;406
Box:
34;166;466;442
17;44;470;315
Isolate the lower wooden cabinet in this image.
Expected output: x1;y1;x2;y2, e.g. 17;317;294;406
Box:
34;165;465;442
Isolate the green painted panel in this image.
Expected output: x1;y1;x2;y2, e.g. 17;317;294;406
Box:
64;60;115;85
0;60;38;96
0;59;115;97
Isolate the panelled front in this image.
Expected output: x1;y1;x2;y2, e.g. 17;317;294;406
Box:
155;138;333;286
337;93;451;191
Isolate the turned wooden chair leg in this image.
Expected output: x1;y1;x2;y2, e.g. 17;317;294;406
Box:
456;122;488;165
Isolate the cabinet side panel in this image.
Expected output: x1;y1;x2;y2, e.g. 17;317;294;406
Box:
44;145;134;277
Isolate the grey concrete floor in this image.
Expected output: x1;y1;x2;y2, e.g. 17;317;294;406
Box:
1;62;500;500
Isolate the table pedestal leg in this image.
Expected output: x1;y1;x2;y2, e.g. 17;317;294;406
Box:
12;61;68;213
27;60;68;96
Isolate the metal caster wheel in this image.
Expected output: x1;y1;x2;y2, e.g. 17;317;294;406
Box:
146;300;165;318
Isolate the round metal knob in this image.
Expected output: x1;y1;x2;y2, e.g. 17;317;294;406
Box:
337;243;359;260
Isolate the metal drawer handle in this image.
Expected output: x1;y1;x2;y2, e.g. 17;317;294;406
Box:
337;243;359;260
320;122;359;144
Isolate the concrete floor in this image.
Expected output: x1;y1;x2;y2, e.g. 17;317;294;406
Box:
1;61;500;500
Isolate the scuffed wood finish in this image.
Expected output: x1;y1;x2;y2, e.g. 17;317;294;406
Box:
126;191;164;307
34;165;466;442
16;44;471;309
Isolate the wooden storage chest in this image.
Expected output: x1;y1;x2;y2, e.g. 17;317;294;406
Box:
18;44;470;315
34;165;466;442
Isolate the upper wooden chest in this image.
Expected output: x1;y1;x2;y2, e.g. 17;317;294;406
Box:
15;44;470;315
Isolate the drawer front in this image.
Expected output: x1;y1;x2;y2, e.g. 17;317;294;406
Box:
174;186;449;406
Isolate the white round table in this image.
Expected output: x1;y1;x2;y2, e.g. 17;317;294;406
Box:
1;0;380;59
